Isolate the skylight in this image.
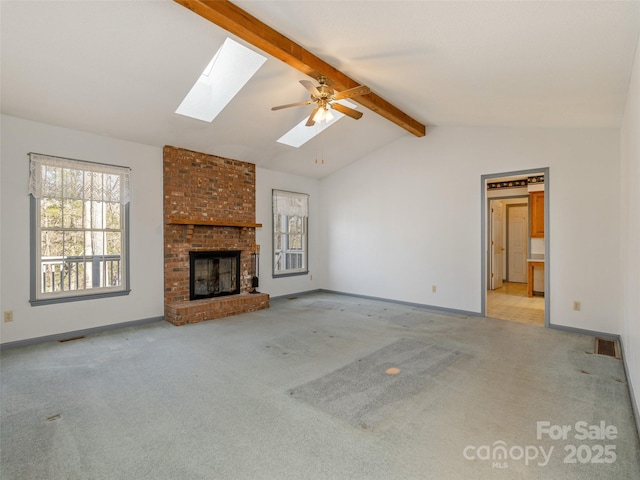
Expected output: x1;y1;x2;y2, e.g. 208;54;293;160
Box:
277;100;358;148
175;38;266;122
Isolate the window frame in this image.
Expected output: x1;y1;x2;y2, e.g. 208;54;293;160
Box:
29;155;131;306
272;189;309;278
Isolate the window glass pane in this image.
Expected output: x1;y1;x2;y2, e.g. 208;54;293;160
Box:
62;199;83;229
104;174;121;202
87;231;105;256
63;168;84;199
289;234;302;250
64;231;85;257
288;216;302;234
85;171;101;201
42;262;62;293
106;232;121;255
42;230;63;257
105;203;121;229
76;263;87;290
42;166;62;197
41;198;62;228
89;201;104;229
104;258;121;287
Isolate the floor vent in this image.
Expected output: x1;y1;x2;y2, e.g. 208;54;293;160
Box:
594;337;620;359
58;335;85;343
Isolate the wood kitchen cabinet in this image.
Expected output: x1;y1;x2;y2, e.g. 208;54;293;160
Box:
530;191;544;238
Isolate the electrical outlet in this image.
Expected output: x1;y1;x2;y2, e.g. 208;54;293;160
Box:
309;274;313;281
4;311;13;323
432;285;437;293
573;301;581;312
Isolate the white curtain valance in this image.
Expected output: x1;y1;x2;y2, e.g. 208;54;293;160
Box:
273;189;308;217
28;153;131;205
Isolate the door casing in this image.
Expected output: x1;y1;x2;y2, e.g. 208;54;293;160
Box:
481;167;550;327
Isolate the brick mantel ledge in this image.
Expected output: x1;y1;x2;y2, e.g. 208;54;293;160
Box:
167;218;262;228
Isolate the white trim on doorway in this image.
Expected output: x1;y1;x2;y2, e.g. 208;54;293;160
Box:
481;167;550;327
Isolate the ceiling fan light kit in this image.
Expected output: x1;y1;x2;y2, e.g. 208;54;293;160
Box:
272;76;370;127
312;106;334;124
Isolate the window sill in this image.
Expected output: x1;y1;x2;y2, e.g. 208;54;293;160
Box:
273;271;309;279
30;289;131;306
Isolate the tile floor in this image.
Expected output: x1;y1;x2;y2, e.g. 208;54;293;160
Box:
487;281;545;325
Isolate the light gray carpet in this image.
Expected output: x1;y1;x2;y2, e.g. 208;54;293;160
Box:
1;292;639;479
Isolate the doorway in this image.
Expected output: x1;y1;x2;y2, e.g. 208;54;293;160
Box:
482;169;549;327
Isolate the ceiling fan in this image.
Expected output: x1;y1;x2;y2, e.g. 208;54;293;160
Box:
271;76;371;126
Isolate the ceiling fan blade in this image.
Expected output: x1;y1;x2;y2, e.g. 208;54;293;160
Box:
333;85;371;100
330;102;363;120
271;100;313;111
306;107;320;126
300;79;321;98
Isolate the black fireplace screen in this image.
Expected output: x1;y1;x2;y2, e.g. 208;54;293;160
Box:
189;251;240;300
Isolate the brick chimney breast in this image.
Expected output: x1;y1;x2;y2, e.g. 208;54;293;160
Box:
163;146;268;325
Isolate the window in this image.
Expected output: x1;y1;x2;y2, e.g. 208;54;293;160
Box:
175;38;266;123
28;153;131;305
273;189;308;277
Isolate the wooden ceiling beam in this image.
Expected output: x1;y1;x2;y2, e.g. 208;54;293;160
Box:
174;0;426;137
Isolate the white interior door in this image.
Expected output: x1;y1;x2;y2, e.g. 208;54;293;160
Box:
490;201;504;289
507;205;528;283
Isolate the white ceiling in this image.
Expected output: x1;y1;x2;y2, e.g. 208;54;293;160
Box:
2;1;639;179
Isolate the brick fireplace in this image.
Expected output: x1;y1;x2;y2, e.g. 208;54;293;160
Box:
163;146;269;326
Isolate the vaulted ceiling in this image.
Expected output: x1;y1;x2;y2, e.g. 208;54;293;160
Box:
2;1;639;178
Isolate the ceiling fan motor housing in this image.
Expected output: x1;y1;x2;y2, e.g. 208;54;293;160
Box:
317;84;334;99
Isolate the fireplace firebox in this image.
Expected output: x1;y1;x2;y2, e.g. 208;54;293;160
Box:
189;251;241;300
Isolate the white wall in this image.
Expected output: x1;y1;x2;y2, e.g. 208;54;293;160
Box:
620;33;640;427
0;115;164;344
0;116;325;343
255;167;322;298
321;126;621;333
1;116;626;348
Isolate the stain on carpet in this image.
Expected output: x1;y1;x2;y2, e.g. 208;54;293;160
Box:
289;338;463;429
308;300;343;310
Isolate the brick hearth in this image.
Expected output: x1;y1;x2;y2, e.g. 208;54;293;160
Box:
163;146;269;325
